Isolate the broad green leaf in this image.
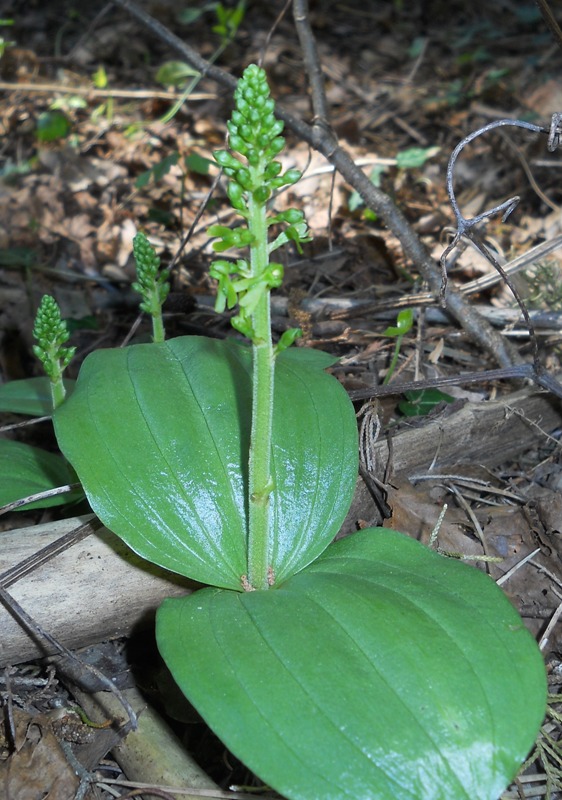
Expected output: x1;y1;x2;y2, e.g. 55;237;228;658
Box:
0;438;82;509
157;528;546;800
53;336;357;589
0;377;75;416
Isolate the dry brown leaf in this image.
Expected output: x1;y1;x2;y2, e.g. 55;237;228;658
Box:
0;708;79;800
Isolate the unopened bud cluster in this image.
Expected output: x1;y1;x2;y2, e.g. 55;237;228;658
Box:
32;295;75;381
208;64;310;345
132;232;170;316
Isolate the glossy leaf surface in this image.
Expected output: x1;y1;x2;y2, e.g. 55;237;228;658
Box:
53;336;358;589
0;438;81;509
157;528;546;800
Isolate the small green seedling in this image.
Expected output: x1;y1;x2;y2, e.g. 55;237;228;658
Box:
158;2;246;126
0;17;15;59
10;66;546;799
91;64;113;122
398;387;455;416
382;306;414;384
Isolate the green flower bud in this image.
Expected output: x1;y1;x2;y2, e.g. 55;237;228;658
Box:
236;168;253;189
270;168;301;190
266;263;284;288
266;137;285;158
275;327;302;355
227;181;248;212
281;208;304;223
231;313;254;339
214;149;241;170
228;133;247;155
240;124;253;142
32;295;76;406
253;185;271;204
264;161;282;179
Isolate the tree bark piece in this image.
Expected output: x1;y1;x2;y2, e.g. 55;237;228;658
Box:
342;384;562;532
0;517;195;667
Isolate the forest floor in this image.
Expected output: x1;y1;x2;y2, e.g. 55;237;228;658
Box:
2;0;562;797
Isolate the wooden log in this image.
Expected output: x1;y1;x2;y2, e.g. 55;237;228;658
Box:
371;385;561;474
341;384;562;532
1;384;560;668
0;516;195;667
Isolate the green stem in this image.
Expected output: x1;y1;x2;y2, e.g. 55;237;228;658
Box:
152;311;165;344
383;335;403;385
50;370;66;411
246;178;275;591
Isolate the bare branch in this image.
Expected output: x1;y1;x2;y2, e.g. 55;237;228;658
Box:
292;0;331;133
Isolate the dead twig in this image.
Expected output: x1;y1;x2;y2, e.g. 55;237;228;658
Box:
0;80;215;102
0;582;138;733
440;116;562;397
0;517;102;588
536;0;562;51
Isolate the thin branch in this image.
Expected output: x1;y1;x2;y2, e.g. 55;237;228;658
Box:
536;0;562;51
0;518;102;588
258;0;293;69
110;0;524;368
292;0;331;130
0;80;214;102
440;118;562;377
0;582;138;735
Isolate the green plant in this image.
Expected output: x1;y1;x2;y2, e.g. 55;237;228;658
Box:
157;1;246;126
0;297;81;511
525;261;562;311
382;307;414;384
131;231;169;343
12;66;547;798
32;295;75;410
0;18;15;58
35;110;72;142
91;64;113;122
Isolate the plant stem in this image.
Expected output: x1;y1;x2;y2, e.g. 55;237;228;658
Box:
383;335;403;385
247;178;275;591
50;373;67;410
152;311;165;344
